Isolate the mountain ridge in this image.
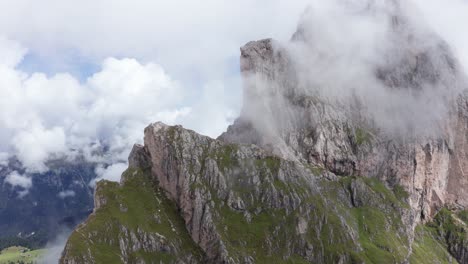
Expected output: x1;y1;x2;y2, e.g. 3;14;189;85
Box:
60;2;468;263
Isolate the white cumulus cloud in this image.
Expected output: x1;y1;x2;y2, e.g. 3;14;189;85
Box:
0;36;27;67
5;171;32;198
13;125;67;172
0;38;205;180
91;163;128;186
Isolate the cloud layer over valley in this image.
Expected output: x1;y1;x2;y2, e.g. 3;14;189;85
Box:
0;39;237;183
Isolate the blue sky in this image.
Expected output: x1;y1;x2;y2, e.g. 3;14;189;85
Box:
19;49;100;82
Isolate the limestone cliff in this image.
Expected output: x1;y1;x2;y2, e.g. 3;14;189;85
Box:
60;1;468;263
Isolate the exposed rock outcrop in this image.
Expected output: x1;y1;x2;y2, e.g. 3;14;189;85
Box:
63;123;423;263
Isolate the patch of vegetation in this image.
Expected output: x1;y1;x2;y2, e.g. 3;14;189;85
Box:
64;168;204;263
352;206;408;263
409;225;453;264
301;195;362;263
429;208;467;244
362;177;410;209
263;156;281;173
218;206;285;252
306;165;324;176
166;126;177;141
209;172;414;263
252;155;281;174
273;179;289;192
216;144;239;171
392;184;410;202
0;246;45;264
215;201;317;263
319;176;412;263
458;210;468;225
423;208;468;264
0;233;47;251
355;127;372;146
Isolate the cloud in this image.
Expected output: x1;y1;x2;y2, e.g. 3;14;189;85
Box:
58;190;76;199
5;171;32;197
90;163;128;186
412;0;468;73
0;152;8;166
13;125;67;172
0;0;467;184
0;2;313;153
0;0;310;77
0;34;243;185
38;227;73;264
5;171;32;189
238;0;466;150
0;36;27;67
0;39;207;179
180;80;240;137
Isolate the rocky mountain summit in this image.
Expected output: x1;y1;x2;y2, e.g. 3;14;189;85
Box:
61;2;468;263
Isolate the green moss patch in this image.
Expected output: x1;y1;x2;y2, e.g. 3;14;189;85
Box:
458;210;468;225
355;127;373;146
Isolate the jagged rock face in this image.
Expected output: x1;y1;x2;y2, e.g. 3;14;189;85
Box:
143;122;312;262
448;95;468;208
63;123;426;263
61;122;466;263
